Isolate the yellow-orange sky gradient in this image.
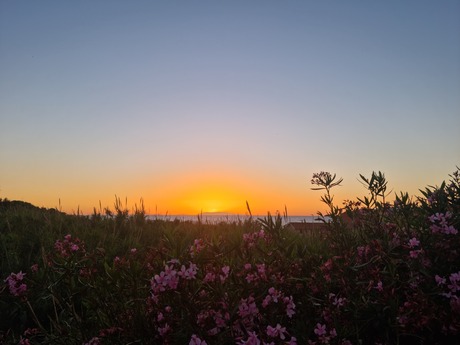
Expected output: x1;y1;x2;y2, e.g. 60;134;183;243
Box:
1;2;459;216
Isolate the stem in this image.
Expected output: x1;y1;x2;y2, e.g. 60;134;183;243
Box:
26;299;45;331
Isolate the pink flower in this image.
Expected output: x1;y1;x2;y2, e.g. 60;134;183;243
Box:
268;287;281;302
256;263;266;275
435;275;446;286
314;323;327;336
284;296;296;318
157;312;164;321
179;263;198;280
408;237;420;248
429;212;458;234
288;337;297;345
375;281;384;292
18;338;31;345
220;265;230;283
204;272;216;283
4;271;27;297
238;296;259;318
190;239;205;257
237;331;260;345
266;324;286;340
189;334;207;345
263;286;282;307
330;293;346;308
409;250;420;259
245;273;256;283
448;271;460;293
158;323;171;337
54;234;84;257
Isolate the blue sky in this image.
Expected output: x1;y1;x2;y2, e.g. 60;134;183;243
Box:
1;1;459;214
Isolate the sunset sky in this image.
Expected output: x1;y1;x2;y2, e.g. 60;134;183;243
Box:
1;1;459;216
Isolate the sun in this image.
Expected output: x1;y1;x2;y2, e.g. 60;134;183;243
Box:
163;174;246;215
183;189;236;214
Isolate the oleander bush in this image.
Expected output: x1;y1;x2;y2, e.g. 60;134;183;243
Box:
1;168;459;344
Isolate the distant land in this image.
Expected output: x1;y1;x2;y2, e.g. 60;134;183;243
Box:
0;199;321;224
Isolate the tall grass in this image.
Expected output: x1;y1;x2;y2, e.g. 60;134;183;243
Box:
1;168;459;344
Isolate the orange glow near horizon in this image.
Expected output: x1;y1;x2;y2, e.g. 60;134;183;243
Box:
140;168;330;216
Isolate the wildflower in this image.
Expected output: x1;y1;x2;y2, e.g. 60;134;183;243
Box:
375;281;384;292
266;324;286;340
237;331;261;345
448;271;460;293
256;263;266;275
158;324;171;337
220;265;230;283
190;239;205;257
189;334;207;345
245;273;256;283
429;212;458;234
204;272;216;283
288;337;297;345
330;294;346;308
54;234;85;257
4;271;27;297
284;296;296;317
238;296;259;318
30;264;39;273
157;312;164;321
272;286;281;300
409;250;421;259
263;287;282;307
408;237;420;248
314;323;327;337
130;248;137;254
179;262;198;280
435;275;446;286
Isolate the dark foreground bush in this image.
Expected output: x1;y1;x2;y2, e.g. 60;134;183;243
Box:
1;169;459;344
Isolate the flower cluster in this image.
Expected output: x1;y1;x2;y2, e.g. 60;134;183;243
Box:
262;287;296;318
436;271;460;310
243;229;268;248
4;271;27;297
190;238;206;257
312;323;337;344
243;263;268;284
196;303;230;336
54;234;85;257
408;237;423;259
429;212;458;235
150;259;198;298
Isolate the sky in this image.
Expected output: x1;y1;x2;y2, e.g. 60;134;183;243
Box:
1;1;459;216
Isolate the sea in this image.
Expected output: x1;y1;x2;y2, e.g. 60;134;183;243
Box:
146;214;324;225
